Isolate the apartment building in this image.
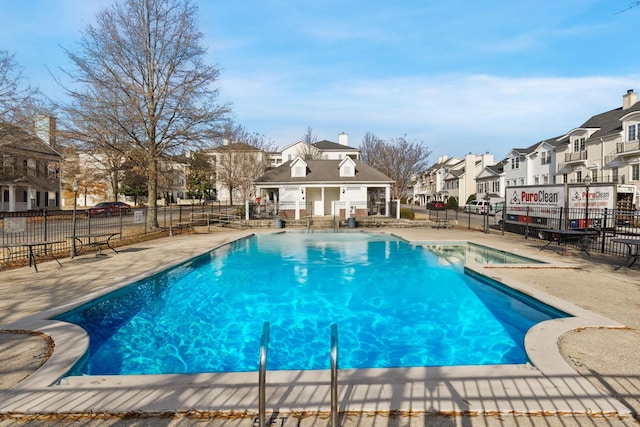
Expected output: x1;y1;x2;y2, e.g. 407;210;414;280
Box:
0;118;63;212
426;89;640;209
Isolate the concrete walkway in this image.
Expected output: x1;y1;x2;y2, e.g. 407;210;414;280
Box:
0;226;639;426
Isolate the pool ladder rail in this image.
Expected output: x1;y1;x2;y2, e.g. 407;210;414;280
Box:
258;322;340;427
259;322;269;427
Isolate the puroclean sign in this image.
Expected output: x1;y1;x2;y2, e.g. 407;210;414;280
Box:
510;187;563;207
505;184;617;230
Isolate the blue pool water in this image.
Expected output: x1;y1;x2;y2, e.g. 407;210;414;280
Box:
57;232;567;376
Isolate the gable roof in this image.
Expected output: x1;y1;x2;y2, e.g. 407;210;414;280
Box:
0;122;62;159
313;140;360;151
561;101;640;142
212;141;261;152
255;159;392;184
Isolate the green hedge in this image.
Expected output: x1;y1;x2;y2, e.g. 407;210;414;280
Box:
400;208;415;220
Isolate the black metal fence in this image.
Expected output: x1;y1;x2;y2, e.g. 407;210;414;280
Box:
496;206;639;257
0;202;241;265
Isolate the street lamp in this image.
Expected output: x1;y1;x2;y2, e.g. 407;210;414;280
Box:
483;194;491;233
584;174;592;229
71;179;79;257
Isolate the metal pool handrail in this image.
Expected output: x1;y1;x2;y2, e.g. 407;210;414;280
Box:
330;323;339;427
259;321;270;427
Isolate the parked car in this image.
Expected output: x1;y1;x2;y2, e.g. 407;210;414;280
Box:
88;201;131;217
427;201;445;210
463;200;491;214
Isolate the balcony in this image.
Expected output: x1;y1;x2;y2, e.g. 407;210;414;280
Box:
557;151;587;171
616;140;640;156
564;150;587;163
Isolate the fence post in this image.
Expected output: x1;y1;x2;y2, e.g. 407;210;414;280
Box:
558;207;563;231
43;209;48;241
119;209;124;239
601;208;608;254
525;206;529;239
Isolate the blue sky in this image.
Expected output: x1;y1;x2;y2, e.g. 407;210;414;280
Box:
1;0;639;162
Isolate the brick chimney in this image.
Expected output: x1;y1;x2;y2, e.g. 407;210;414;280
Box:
623;89;638;110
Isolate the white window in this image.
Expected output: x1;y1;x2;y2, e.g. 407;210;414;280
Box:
629;124;638;141
543;174;549;184
573;138;586;152
534;176;539;184
519;178;525;185
576;170;582;183
632;164;639;181
541;151;551;164
612;167;619;183
492;181;500;192
511;157;519;169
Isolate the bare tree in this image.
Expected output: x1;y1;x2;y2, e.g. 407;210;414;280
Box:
359;133;431;199
212;121;275;204
60;0;229;228
0;51;41;124
296;126;321;160
61;87;130;201
0;50;54;138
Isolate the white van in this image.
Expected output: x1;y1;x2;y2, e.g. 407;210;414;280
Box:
463;200;491;214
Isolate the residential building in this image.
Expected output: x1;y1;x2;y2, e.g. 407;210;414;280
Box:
475;162;505;203
275;132;360;165
558;89;640;188
0;118;63;212
438;89;640;210
206;141;268;204
502;137;561;189
210;133;362;204
442;152;495;206
412;155;461;206
254;157;392;219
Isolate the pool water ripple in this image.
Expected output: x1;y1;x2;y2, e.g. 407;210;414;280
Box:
57;233;565;376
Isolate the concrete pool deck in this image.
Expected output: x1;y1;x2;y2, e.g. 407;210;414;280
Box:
0;227;639;426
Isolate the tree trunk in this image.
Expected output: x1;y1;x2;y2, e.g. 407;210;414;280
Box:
228;183;234;206
147;160;159;229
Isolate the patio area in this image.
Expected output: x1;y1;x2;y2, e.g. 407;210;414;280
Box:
0;227;638;426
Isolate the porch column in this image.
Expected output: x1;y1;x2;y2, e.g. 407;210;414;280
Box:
8;185;16;212
26;187;33;210
385;187;391;218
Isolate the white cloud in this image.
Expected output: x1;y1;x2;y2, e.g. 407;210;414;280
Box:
220;72;640;159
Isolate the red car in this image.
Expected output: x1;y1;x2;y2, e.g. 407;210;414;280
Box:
88;201;131;217
427;201;445;210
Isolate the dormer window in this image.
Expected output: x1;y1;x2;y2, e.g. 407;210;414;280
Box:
339;157;356;177
290;157;308;177
511;157;519;169
573;137;586;152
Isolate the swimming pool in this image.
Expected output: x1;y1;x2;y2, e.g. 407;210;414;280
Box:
421;242;544;265
57;232;567;376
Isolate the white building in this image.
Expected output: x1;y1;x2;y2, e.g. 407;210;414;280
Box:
254;156;392;219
